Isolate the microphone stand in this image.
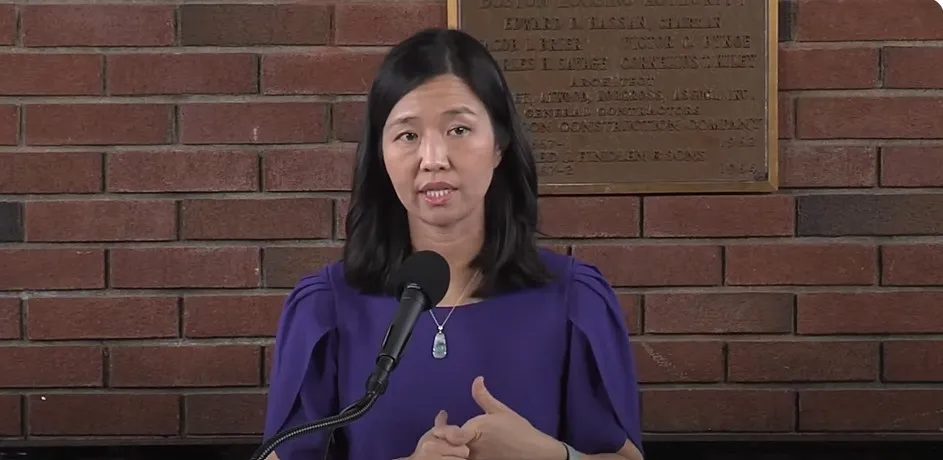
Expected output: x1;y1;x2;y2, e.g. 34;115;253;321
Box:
248;355;396;460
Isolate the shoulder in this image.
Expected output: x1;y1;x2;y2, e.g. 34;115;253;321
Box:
537;248;624;326
537;248;617;302
276;260;353;330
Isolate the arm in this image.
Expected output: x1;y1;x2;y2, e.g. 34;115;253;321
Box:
263;272;341;460
557;260;646;460
566;440;644;460
529;435;642;460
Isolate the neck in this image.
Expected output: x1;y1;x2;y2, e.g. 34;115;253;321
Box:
409;214;484;304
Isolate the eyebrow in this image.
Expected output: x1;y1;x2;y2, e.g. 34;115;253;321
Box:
386;106;478;129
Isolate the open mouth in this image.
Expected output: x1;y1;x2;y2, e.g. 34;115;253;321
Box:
423;189;452;198
420;188;455;205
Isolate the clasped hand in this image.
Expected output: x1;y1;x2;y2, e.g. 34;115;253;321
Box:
408;376;563;460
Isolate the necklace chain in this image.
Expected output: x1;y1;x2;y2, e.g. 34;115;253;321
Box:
429;270;480;331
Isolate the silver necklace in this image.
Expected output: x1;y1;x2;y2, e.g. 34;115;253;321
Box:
429;271;479;360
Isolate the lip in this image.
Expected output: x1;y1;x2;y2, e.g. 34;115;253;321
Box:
418;181;456;207
418;181;457;192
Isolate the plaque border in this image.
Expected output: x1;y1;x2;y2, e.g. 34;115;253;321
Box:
447;0;779;195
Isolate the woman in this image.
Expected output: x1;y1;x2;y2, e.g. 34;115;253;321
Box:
263;27;644;460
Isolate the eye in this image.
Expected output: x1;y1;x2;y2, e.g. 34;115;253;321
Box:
395;132;418;142
449;126;471;136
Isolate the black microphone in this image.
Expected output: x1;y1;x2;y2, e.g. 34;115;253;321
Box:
367;250;450;395
248;250;451;460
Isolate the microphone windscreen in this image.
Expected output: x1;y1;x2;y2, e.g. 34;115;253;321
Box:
392;250;451;307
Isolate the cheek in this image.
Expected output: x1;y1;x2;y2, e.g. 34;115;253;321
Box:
459;157;497;197
382;152;414;198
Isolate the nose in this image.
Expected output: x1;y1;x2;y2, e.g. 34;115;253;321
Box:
418;132;449;171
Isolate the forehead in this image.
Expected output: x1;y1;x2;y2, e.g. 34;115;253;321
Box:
385;74;486;125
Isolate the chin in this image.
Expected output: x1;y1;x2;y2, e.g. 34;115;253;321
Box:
415;207;466;228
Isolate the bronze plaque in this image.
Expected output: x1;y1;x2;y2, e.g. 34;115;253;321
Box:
448;0;779;194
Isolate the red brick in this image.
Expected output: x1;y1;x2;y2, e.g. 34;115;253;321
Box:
796;0;943;41
798;194;943;236
779;48;878;89
645;293;794;334
0;298;20;339
29;393;178;436
179;103;328;144
0;152;102;194
799;390;943;431
726;243;876;285
263;50;386;95
0;105;17;145
881;146;943;187
0;249;104;290
618;293;641;335
0;395;20;436
107;150;258;193
884;340;943;382
798;292;943;335
572;244;722;287
537;196;639;238
109;247;259;288
108;53;257;95
179;4;330;46
642;389;794;432
780;144;877;188
25;104;173;146
335;3;446;45
333;101;365;142
728;341;878;382
25;200;176;242
183;294;284;338
797;97;943;139
264;345;274;384
633;340;724;383
185;393;266;435
263;246;344;288
883;244;943;286
109;345;260;387
335;197;350;239
885;47;943;88
0;346;102;387
0;5;14;45
643;196;794;237
181;198;333;240
26;297;178;341
778;94;793;139
264;147;354;192
0;54;102;95
22;5;175;47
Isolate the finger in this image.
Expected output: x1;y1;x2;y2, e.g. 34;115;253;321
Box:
434;425;476;445
419;439;471;458
471;376;512;414
460;416;485;443
434;409;448;427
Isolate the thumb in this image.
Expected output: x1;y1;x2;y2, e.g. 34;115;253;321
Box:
471;376;511;414
434;409;448;427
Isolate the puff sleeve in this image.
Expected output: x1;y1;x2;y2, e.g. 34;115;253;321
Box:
263;272;340;460
562;261;644;456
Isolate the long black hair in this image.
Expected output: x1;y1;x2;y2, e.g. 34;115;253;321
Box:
342;27;552;298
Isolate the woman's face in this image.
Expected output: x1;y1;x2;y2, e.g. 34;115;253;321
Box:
381;74;502;229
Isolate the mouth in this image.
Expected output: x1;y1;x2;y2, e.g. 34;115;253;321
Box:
422;189;454;199
419;183;457;206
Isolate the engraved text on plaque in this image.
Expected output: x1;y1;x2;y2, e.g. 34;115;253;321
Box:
449;0;779;193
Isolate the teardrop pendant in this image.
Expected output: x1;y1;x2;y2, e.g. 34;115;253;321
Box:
432;329;448;359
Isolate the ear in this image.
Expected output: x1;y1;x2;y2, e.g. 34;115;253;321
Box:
493;145;502;169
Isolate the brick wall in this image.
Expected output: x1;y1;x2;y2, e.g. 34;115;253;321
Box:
1;0;943;447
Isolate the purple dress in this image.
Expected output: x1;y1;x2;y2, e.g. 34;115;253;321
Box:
263;249;643;460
